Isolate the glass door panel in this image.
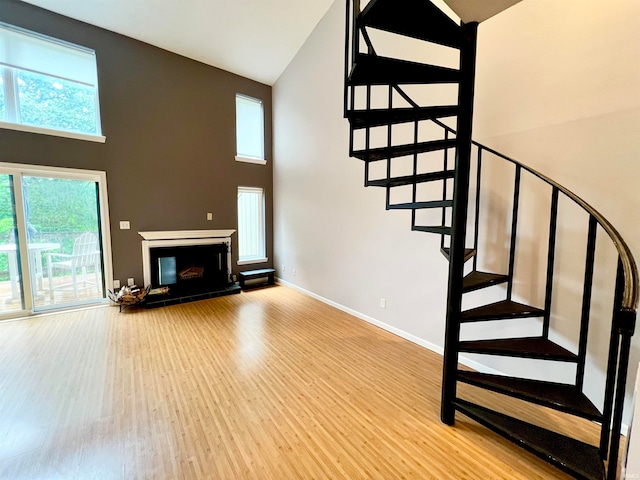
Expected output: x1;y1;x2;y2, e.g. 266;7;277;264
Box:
22;176;104;310
0;174;26;315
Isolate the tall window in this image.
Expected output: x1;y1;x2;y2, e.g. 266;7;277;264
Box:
235;94;265;164
237;186;266;264
0;22;103;141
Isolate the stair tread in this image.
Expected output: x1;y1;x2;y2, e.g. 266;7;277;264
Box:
462;271;509;293
346;106;458;128
349;54;460;86
388;200;453;210
459;336;578;362
412;225;451;235
366;170;454;188
461;300;544;322
360;0;462;48
353;138;457;162
441;247;476;262
454;399;605;480
457;371;603;421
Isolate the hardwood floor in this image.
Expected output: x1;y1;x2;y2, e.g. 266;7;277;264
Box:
0;285;601;479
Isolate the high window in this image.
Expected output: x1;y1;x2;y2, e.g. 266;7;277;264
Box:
0;22;103;142
237;186;266;264
235;94;265;165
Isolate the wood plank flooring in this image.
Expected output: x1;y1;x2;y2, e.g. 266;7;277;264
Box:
0;285;602;479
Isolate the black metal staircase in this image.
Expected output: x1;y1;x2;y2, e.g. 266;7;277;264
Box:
343;1;638;479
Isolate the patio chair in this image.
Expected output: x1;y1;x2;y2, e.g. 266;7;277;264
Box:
46;232;102;301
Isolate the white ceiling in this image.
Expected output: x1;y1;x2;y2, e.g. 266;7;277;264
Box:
443;0;523;23
20;0;335;86
19;0;524;86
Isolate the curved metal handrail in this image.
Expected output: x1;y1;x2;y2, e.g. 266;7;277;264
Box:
429;116;639;313
474;143;639;314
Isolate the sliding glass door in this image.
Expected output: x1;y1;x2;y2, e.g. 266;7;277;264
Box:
0;163;112;319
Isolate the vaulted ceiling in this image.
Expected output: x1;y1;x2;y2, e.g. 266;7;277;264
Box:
19;0;523;85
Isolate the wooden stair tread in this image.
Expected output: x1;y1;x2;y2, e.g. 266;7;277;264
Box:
353;138;457;162
366;170;454;188
454;400;605;480
360;0;463;48
349;54;460;86
388;200;453;210
412;225;451;235
346;106;458;128
459;337;578;362
462;271;509;293
457;371;602;421
461;300;544;322
441;247;476;262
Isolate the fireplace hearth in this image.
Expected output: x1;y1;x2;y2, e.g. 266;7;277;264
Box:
139;230;241;307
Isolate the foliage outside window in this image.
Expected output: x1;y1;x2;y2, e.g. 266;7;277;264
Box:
235;94;265;164
0;72;5;120
0;22;103;140
237;186;266;264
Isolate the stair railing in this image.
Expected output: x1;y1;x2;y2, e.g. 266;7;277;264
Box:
343;1;637;477
435;115;638;477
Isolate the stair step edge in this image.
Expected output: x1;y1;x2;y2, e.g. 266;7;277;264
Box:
440;247;476;262
388;200;453;210
462;271;509;293
352;139;457;162
347;106;459;128
359;0;463;49
458;337;579;362
456;371;603;421
412;225;451;235
366;171;454;188
454;399;605;480
461;300;544;322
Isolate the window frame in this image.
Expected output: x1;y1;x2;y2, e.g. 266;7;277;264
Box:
0;23;105;143
235;93;266;165
237;186;267;265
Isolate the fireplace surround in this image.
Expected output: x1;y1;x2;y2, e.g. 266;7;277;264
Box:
139;230;240;307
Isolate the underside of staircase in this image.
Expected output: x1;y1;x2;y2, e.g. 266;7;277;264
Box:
343;1;638;479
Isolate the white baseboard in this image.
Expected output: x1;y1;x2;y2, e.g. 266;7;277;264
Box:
276;277;502;375
275;277;630;436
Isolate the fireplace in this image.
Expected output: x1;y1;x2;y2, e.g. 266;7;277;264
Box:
139;230;240;307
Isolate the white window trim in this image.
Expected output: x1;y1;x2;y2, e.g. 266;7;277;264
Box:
235;93;265;163
234;155;266;165
0;120;106;143
237;186;266;264
237;257;268;266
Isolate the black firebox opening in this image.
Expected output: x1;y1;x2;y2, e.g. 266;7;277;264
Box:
149;243;229;298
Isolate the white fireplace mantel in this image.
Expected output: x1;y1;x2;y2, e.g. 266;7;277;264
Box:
139;230;236;241
140;229;236;287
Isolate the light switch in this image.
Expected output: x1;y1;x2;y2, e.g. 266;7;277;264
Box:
119;221;130;230
207;213;213;221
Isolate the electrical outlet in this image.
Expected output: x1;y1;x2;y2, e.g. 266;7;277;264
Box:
119;221;130;230
282;265;285;272
292;268;297;276
127;277;135;286
113;279;120;289
207;212;213;221
380;298;386;309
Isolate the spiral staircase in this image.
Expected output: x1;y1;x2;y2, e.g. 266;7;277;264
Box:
343;1;638;478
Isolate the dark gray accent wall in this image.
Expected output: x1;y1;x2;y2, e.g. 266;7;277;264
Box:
0;0;273;286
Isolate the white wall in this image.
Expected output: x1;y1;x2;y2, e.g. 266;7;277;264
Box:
273;0;452;355
273;0;640;424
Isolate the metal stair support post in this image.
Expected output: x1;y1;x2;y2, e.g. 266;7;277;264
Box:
441;21;478;425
